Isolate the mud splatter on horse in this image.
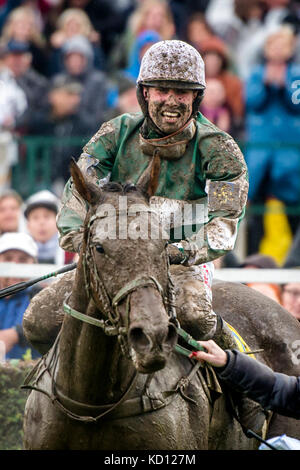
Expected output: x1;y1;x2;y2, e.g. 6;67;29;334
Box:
22;161;257;450
22;160;300;449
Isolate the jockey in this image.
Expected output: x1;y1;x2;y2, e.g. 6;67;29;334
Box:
58;40;248;343
57;41;267;434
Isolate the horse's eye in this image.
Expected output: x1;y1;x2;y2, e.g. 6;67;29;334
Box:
96;244;105;254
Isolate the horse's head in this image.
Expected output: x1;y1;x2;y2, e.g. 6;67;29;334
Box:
70;158;178;374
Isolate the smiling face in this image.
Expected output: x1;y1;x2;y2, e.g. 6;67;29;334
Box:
143;86;197;134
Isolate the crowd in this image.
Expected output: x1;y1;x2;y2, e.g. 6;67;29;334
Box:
0;0;299;361
0;188;76;361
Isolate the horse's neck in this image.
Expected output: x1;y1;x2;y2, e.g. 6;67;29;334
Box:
56;259;135;404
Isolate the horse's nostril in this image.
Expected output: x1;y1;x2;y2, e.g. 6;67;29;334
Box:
129;327;151;350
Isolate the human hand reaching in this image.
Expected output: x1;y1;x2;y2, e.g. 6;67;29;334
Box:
189;339;228;367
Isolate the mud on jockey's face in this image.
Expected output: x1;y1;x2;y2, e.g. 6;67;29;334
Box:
143;86;197;134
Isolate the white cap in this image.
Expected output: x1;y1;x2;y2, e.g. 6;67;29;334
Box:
0;232;38;258
24;190;59;218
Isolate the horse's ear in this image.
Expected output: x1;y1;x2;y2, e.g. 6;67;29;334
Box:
137;151;161;198
70;158;102;205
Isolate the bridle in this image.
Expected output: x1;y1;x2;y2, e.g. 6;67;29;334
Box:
63;208;178;358
22;204;203;423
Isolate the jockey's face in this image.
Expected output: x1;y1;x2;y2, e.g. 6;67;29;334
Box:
143;86;197;134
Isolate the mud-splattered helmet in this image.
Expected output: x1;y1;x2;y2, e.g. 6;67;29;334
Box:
136;40;206;115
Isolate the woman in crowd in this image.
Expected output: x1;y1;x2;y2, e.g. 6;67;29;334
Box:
0;5;48;75
48;7;104;75
109;0;175;76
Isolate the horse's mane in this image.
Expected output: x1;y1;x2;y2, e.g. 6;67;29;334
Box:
101;182;147;199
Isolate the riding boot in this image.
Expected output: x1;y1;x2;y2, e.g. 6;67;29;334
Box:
212;315;269;437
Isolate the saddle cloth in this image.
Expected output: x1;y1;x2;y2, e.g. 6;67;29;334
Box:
225;321;256;359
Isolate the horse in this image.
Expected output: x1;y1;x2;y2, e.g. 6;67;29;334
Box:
22;160;259;450
23;158;300;449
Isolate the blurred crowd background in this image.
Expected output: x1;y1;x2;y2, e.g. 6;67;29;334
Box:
0;0;300;359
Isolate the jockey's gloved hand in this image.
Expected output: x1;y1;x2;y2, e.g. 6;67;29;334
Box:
168;240;201;266
167;243;188;265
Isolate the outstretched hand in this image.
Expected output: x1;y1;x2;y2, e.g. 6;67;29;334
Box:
189;340;228;368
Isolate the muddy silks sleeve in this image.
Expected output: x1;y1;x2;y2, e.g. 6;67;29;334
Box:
184;131;249;265
57;119;120;252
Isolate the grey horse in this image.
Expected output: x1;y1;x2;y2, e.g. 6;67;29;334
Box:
22;160;300;449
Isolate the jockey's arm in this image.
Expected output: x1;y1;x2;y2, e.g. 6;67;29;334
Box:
173;134;249;266
57;122;118;252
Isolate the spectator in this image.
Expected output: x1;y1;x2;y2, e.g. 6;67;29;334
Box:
258;197;294;265
129;0;175;42
200;35;245;136
244;27;300;257
200;77;231;133
53;34;109;135
183;12;217;52
1;38;49;132
48;7;104;75
263;0;296;29
0;0;23;33
24;189;68;265
0;62;27;129
281;281;300;322
0;189;23;234
60;0;131;58
239;253;282;304
205;0;272;79
169;1;211;38
26;75;90;188
0;232;40;360
124;29;161;81
109;0;175;77
0;5;48;75
105;73;140;120
0;62;27;192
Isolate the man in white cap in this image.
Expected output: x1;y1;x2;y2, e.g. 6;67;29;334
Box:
24;190;66;266
0;232;40;359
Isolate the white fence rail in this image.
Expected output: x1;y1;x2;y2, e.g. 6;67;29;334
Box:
0;263;300;284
